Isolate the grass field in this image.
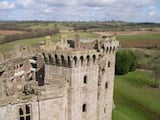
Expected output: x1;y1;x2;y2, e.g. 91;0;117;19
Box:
0;35;4;41
0;37;45;52
117;34;160;48
117;34;160;41
113;70;160;120
0;31;98;53
28;22;71;30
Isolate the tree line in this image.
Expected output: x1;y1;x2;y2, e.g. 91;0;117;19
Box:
0;28;59;44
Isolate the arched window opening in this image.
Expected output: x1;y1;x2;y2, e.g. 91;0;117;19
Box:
84;75;87;84
106;47;109;53
61;55;65;66
80;56;84;66
55;55;58;65
102;46;105;53
68;56;71;67
108;61;111;68
113;46;116;52
109;47;112;53
26;105;30;114
48;54;52;64
87;56;90;66
73;56;77;67
82;104;87;112
105;82;108;89
93;55;96;64
19;108;23;115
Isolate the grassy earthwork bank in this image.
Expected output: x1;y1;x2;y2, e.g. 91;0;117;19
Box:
112;70;160;120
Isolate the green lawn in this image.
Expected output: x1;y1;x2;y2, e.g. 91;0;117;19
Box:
117;34;160;41
113;103;149;120
113;71;160;120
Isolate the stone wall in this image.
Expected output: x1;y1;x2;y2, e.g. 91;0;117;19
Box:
0;96;67;120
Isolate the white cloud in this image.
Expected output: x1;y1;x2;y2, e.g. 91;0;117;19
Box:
0;0;160;22
16;0;35;8
0;1;15;10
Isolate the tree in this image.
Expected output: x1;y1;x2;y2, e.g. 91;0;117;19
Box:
115;50;136;75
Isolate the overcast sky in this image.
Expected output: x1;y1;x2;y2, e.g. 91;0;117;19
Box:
0;0;160;22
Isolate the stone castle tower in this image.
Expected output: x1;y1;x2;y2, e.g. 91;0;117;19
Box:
0;35;118;120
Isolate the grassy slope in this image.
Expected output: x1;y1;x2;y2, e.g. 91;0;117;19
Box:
113;71;160;120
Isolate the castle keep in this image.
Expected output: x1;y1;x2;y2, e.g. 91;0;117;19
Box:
0;35;119;120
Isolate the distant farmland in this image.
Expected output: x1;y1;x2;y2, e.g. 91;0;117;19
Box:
0;29;26;35
95;31;160;49
117;34;160;48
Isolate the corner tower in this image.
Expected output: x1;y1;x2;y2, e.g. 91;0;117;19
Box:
97;36;119;120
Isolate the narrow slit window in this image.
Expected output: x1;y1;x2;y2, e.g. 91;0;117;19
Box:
108;61;111;68
104;107;106;113
82;104;87;112
105;82;108;89
84;75;87;84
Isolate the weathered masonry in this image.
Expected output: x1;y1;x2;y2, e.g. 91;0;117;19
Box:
0;35;119;120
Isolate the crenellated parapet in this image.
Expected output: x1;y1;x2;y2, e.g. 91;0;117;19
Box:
41;49;99;68
101;39;119;54
40;34;119;68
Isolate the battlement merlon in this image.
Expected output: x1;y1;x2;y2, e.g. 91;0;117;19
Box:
103;40;119;50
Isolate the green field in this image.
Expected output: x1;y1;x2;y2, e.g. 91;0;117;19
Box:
0;31;98;53
113;70;160;120
117;34;160;41
0;35;4;41
0;37;45;52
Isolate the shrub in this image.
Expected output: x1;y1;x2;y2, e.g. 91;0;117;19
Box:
115;50;136;75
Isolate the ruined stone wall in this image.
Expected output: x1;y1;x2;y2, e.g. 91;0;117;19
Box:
0;96;67;120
